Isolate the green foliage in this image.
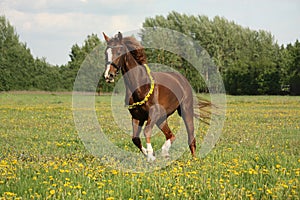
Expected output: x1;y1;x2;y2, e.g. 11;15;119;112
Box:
142;12;288;95
0;16;109;92
31;58;62;91
60;34;108;92
280;40;300;95
0;16;62;91
0;16;34;91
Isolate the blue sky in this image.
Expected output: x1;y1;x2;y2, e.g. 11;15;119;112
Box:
1;0;299;65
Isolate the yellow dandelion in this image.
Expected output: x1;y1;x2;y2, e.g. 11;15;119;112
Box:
49;189;55;195
4;192;17;197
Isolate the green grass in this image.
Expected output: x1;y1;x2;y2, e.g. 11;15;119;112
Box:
0;93;299;199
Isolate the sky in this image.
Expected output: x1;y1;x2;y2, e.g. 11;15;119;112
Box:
0;0;299;65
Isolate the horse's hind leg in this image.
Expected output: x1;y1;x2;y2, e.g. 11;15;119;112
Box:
156;119;175;157
132;118;147;156
181;106;196;157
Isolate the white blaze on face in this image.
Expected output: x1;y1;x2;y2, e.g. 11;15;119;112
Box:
104;47;113;79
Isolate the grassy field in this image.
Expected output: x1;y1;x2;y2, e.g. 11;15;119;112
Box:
0;93;299;199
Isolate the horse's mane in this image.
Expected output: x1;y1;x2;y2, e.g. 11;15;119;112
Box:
123;36;147;65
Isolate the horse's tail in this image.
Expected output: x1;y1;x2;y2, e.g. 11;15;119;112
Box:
193;95;215;125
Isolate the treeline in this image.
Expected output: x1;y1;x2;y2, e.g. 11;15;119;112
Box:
0;16;109;92
143;12;300;95
0;16;59;91
0;13;299;95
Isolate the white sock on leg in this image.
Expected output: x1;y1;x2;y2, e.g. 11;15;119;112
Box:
161;139;171;157
146;143;156;161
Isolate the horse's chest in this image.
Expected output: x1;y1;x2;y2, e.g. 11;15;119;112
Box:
129;108;148;121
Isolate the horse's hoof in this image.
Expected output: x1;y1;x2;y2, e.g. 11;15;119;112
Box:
161;151;170;158
161;149;169;157
141;147;147;157
147;155;156;162
163;153;170;157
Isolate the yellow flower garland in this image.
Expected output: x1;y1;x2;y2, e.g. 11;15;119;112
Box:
127;64;154;109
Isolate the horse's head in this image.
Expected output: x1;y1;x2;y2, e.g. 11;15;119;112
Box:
103;32;126;83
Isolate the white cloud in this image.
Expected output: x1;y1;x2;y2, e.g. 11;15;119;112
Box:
1;0;152;34
1;0;157;15
0;0;146;64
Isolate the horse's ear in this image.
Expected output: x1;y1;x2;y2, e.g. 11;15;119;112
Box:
118;32;123;41
103;32;110;42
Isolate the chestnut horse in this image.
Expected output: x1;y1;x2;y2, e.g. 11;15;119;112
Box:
103;32;203;161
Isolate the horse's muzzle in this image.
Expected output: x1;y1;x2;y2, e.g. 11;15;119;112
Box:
105;74;115;83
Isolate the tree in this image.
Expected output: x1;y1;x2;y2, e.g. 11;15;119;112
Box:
32;58;62;91
60;34;110;92
281;40;300;95
0;16;35;91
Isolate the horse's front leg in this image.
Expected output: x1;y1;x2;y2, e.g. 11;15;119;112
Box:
144;119;156;162
156;119;176;158
132;118;147;156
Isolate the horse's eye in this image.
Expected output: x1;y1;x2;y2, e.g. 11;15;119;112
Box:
117;49;122;56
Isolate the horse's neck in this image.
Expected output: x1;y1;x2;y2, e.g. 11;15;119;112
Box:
121;53;150;101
